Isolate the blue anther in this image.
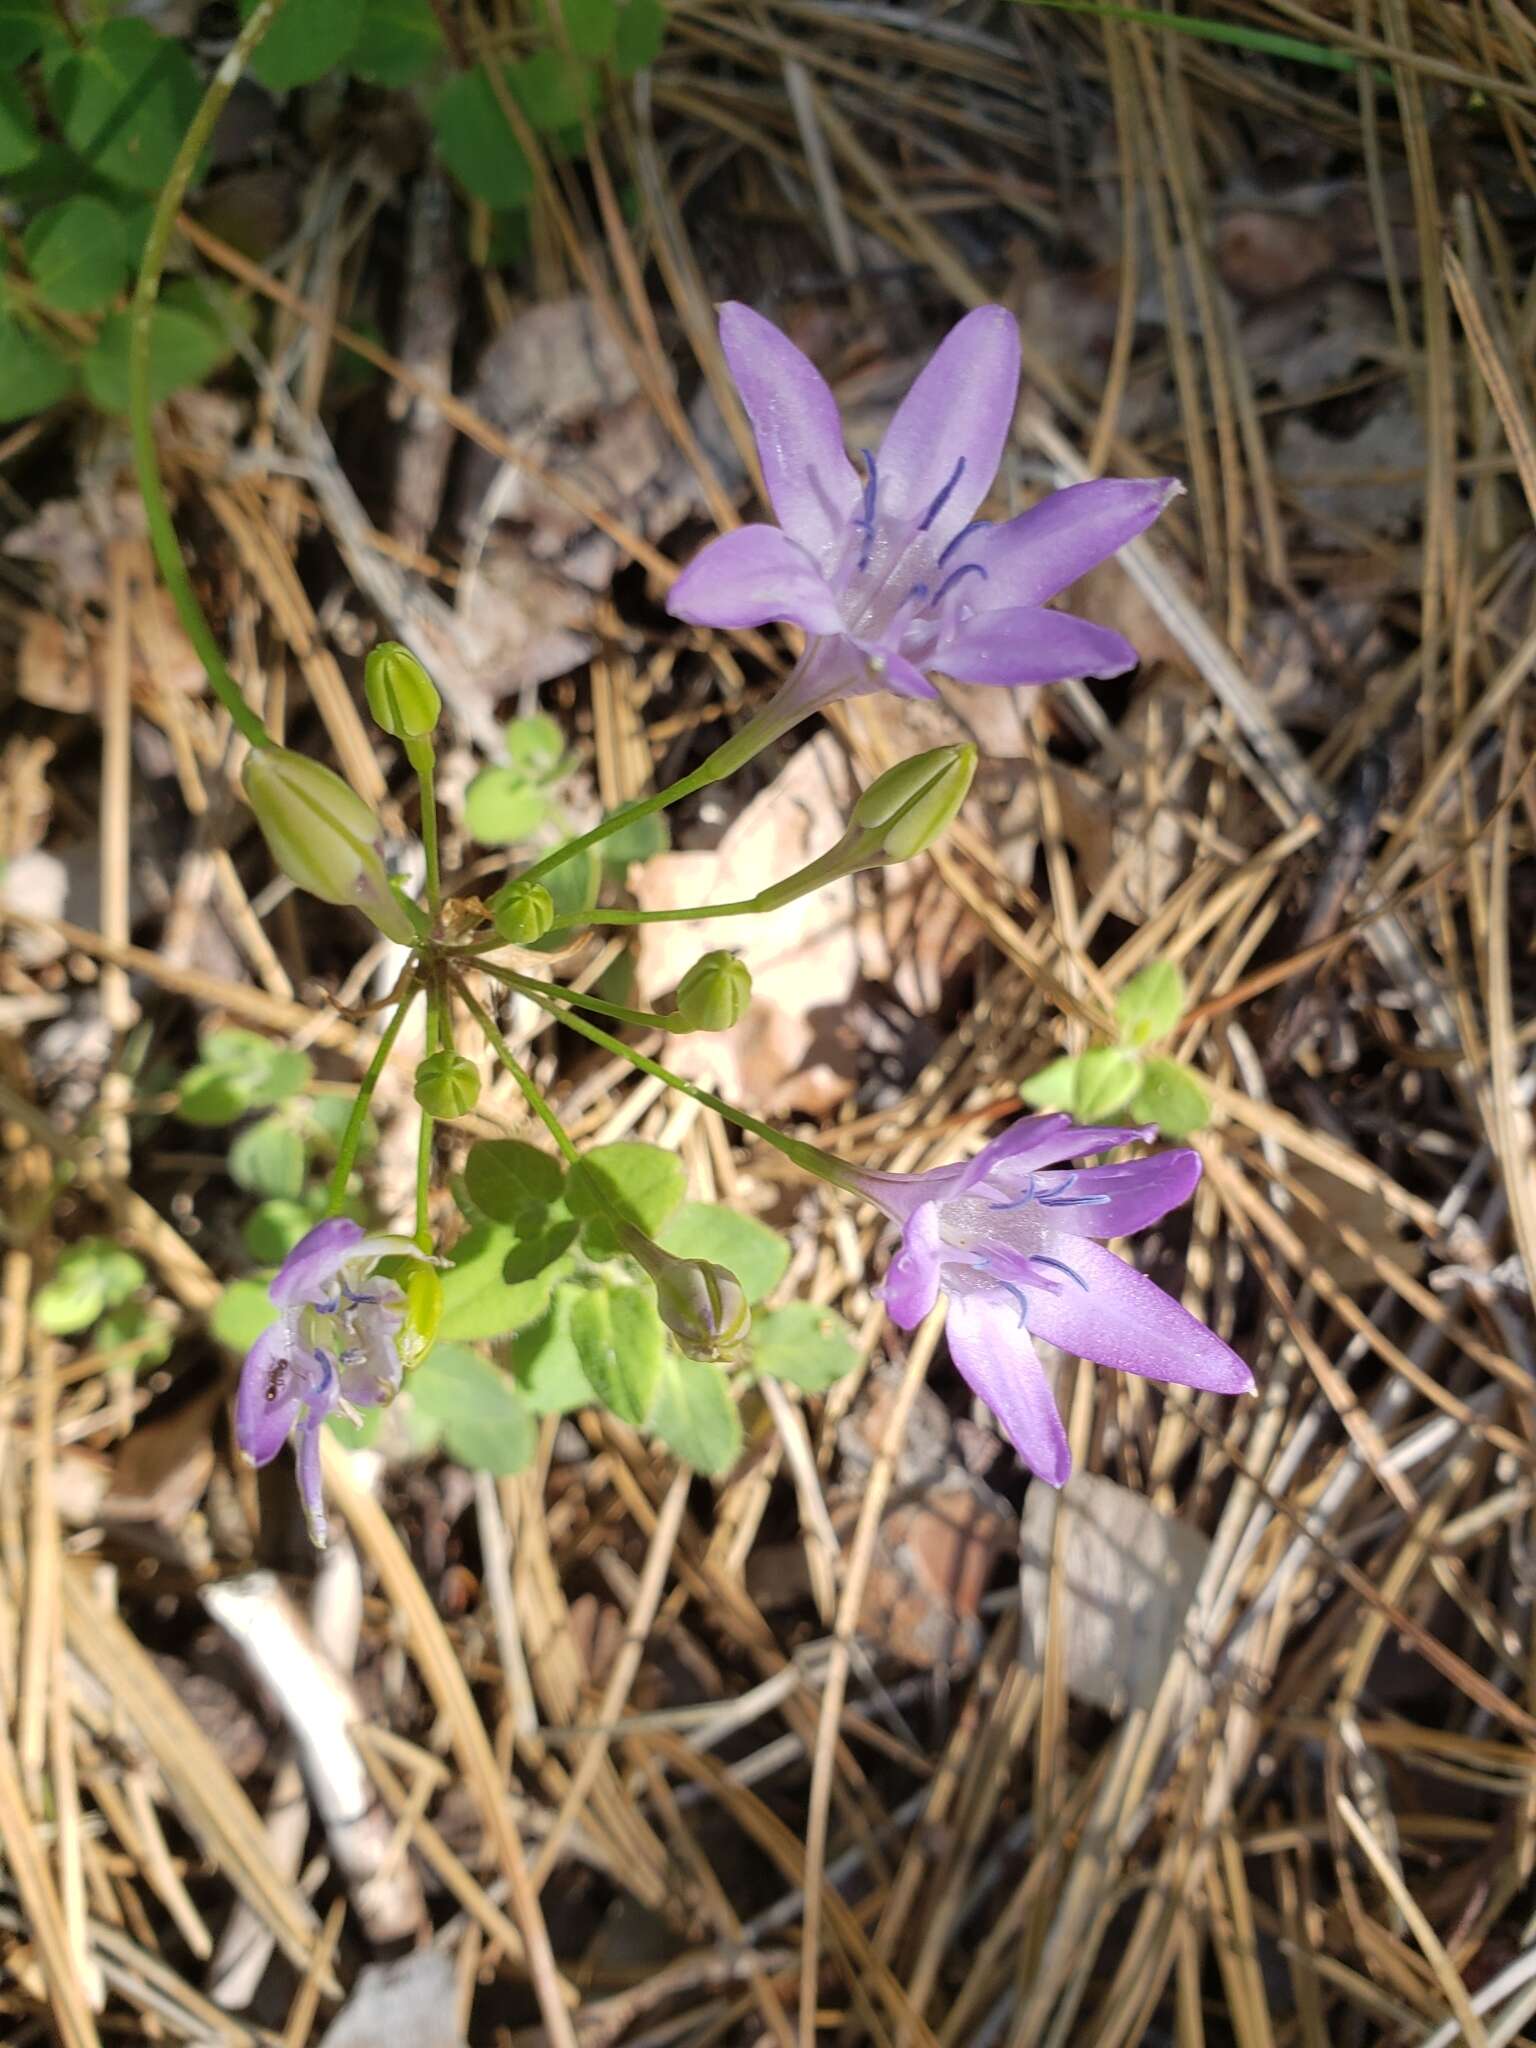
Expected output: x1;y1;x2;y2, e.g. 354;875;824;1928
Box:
919;456;967;532
933;561;987;605
1038;1190;1113;1208
937;518;989;567
1028;1254;1088;1291
908;582;930;601
343;1286;384;1306
987;1173;1038;1212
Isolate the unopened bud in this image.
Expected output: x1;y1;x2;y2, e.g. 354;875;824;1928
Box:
619;1226;751;1361
398;1262;442;1370
851;744;976;860
489;876;556;944
242;746;414;942
675;951;751;1032
365;642;441;739
414;1050;481;1118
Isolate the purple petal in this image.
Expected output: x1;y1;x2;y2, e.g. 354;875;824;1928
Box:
875;307;1020;549
236;1323;304;1467
271;1218;365;1308
854;641;942;701
956;1115;1155;1194
934;606;1139;687
668;525;844;635
718;302;862;566
1032;1151;1202;1238
883;1202;944;1328
1022;1239;1254;1395
294;1409;328;1549
947;1289;1071;1484
962;479;1182;609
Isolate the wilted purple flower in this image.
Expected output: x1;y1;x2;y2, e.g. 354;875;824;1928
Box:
850;1115;1252;1485
668;302;1179;718
236;1218;435;1546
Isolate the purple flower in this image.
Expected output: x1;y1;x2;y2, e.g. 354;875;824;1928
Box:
236;1218;435;1547
668;302;1180;716
851;1115;1252;1485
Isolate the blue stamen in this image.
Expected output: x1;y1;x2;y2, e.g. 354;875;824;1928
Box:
996;1280;1032;1326
937;518;989;567
855;449;880;571
988;1174;1038;1213
1038;1191;1113;1208
919;456;966;532
933;562;986;605
1028;1254;1088;1291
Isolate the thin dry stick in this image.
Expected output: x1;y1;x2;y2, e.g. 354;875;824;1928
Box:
799;1306;944;2045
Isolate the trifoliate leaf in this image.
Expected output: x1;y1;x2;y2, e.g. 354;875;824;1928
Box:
24;196;127;313
48;21;199;192
1071;1047;1142;1122
463;1139;565;1223
1114;959;1185;1048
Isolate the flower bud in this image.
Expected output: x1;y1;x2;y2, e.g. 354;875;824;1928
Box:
242;746;414;942
851;744;976;861
618;1226;751;1361
414;1050;481;1118
675;951;751;1032
365;642;441;739
397;1262;442;1370
489;876;556;944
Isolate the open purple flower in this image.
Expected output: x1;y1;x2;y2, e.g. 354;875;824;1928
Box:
669;302;1180;717
850;1115;1252;1485
236;1218;435;1547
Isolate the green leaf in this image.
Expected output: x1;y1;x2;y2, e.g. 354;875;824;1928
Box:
1114;959;1185;1048
463;1139;564;1223
649;1350;741;1474
614;0;667;74
1129;1057;1211;1139
565;0;617;58
511;1285;595;1414
48;21;199;193
349;0;444;85
82;283;234;412
599;810;669;872
243;1198;316;1265
304;1092;377;1156
569;1283;665;1425
210;1278;278;1352
229;1115;307;1200
409;1342;537;1475
437;1222;569;1342
464;768;549;847
567;1141;686;1253
0;311;76;422
431;64;534;209
177;1069;252;1127
503;712;566;783
508;48;597;133
36;1239;144;1335
750;1302;858;1393
241;0;366;89
1071;1046;1142;1121
0;73;41;175
23;196;127;313
1020;1055;1080;1112
0;0;62;64
199;1030;313;1106
658;1202;788;1306
96;1301;175;1372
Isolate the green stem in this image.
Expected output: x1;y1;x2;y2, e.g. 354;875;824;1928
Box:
407;736;442;915
455;980;582;1167
128;0;284;754
414;1106;434;1249
325;983;419;1213
480;961;686;1035
513;689;809;890
494;979;855;1194
547;896;761;933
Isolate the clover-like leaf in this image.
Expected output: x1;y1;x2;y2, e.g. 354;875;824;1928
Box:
463;1139;565;1224
464;768;549;847
614;0;667;75
569;1283;665;1426
35;1239;144;1336
1071;1047;1142;1122
568;1141;687;1254
1114;960;1185;1049
229;1115;306;1200
349;0;444;85
649;1350;742;1475
1129;1057;1211;1140
436;1222;571;1342
0;73;42;175
431;63;534;209
210;1278;278;1352
409;1342;537;1476
241;0;365;90
749;1302;858;1393
503;712;567;783
47;21;199;193
24;196;127;313
511;1286;595;1415
0;309;76;421
1020;1054;1080;1113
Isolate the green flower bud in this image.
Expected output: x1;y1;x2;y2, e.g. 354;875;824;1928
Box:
851;744;977;861
618;1226;751;1361
242;746;414;943
675;951;752;1032
365;642;441;739
489;877;556;945
414;1050;481;1118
